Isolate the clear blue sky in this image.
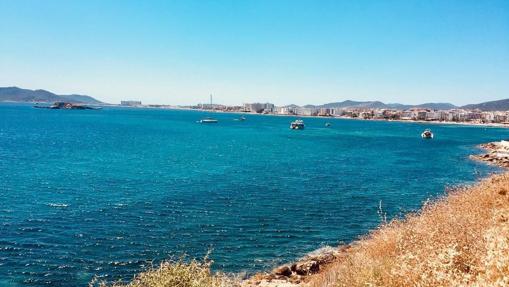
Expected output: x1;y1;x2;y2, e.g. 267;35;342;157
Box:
0;0;508;106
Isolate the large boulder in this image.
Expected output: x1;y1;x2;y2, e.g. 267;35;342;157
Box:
273;265;292;277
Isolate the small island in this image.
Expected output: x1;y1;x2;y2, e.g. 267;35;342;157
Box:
33;102;100;110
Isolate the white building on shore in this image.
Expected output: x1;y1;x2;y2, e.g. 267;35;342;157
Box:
244;103;275;113
120;100;142;106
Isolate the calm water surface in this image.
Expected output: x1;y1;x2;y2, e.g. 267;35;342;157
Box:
1;103;508;286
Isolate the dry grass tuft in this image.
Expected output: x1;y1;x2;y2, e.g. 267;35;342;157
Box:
90;257;239;287
309;172;509;287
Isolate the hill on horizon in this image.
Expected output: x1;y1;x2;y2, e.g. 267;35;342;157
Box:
303;99;509;111
461;99;509;111
304;100;459;110
0;87;104;104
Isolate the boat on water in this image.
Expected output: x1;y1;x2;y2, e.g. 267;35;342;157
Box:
421;129;434;139
199;117;218;124
234;116;246;121
325;122;331;127
290;119;305;130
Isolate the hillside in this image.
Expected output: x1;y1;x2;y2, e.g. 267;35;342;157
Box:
413;102;458;110
307;172;509;287
318;100;387;109
308;100;459;110
304;99;509;111
0;87;103;104
462;99;509;111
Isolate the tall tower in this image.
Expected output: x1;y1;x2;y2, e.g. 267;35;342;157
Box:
210;94;213;106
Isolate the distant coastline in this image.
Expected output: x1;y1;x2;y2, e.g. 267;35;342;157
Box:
2;86;509;128
1;100;508;129
146;105;509;129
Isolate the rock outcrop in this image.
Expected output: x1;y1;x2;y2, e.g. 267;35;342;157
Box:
242;246;350;287
471;140;509;168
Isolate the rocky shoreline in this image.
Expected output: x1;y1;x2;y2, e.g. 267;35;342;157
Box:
241;246;350;287
470;140;509;168
243;140;509;287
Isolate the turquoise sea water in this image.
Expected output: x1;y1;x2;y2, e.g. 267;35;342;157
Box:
1;103;508;286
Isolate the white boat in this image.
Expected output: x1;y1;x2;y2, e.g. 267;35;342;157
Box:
290;119;305;130
325;122;331;127
199;117;218;124
421;129;433;139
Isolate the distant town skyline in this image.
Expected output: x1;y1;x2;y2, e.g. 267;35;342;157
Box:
1;0;508;106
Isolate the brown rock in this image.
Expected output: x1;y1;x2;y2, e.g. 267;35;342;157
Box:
290;263;297;272
294;260;319;275
273;265;292;277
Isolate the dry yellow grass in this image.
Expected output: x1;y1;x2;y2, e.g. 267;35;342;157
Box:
309;172;509;287
90;257;239;287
